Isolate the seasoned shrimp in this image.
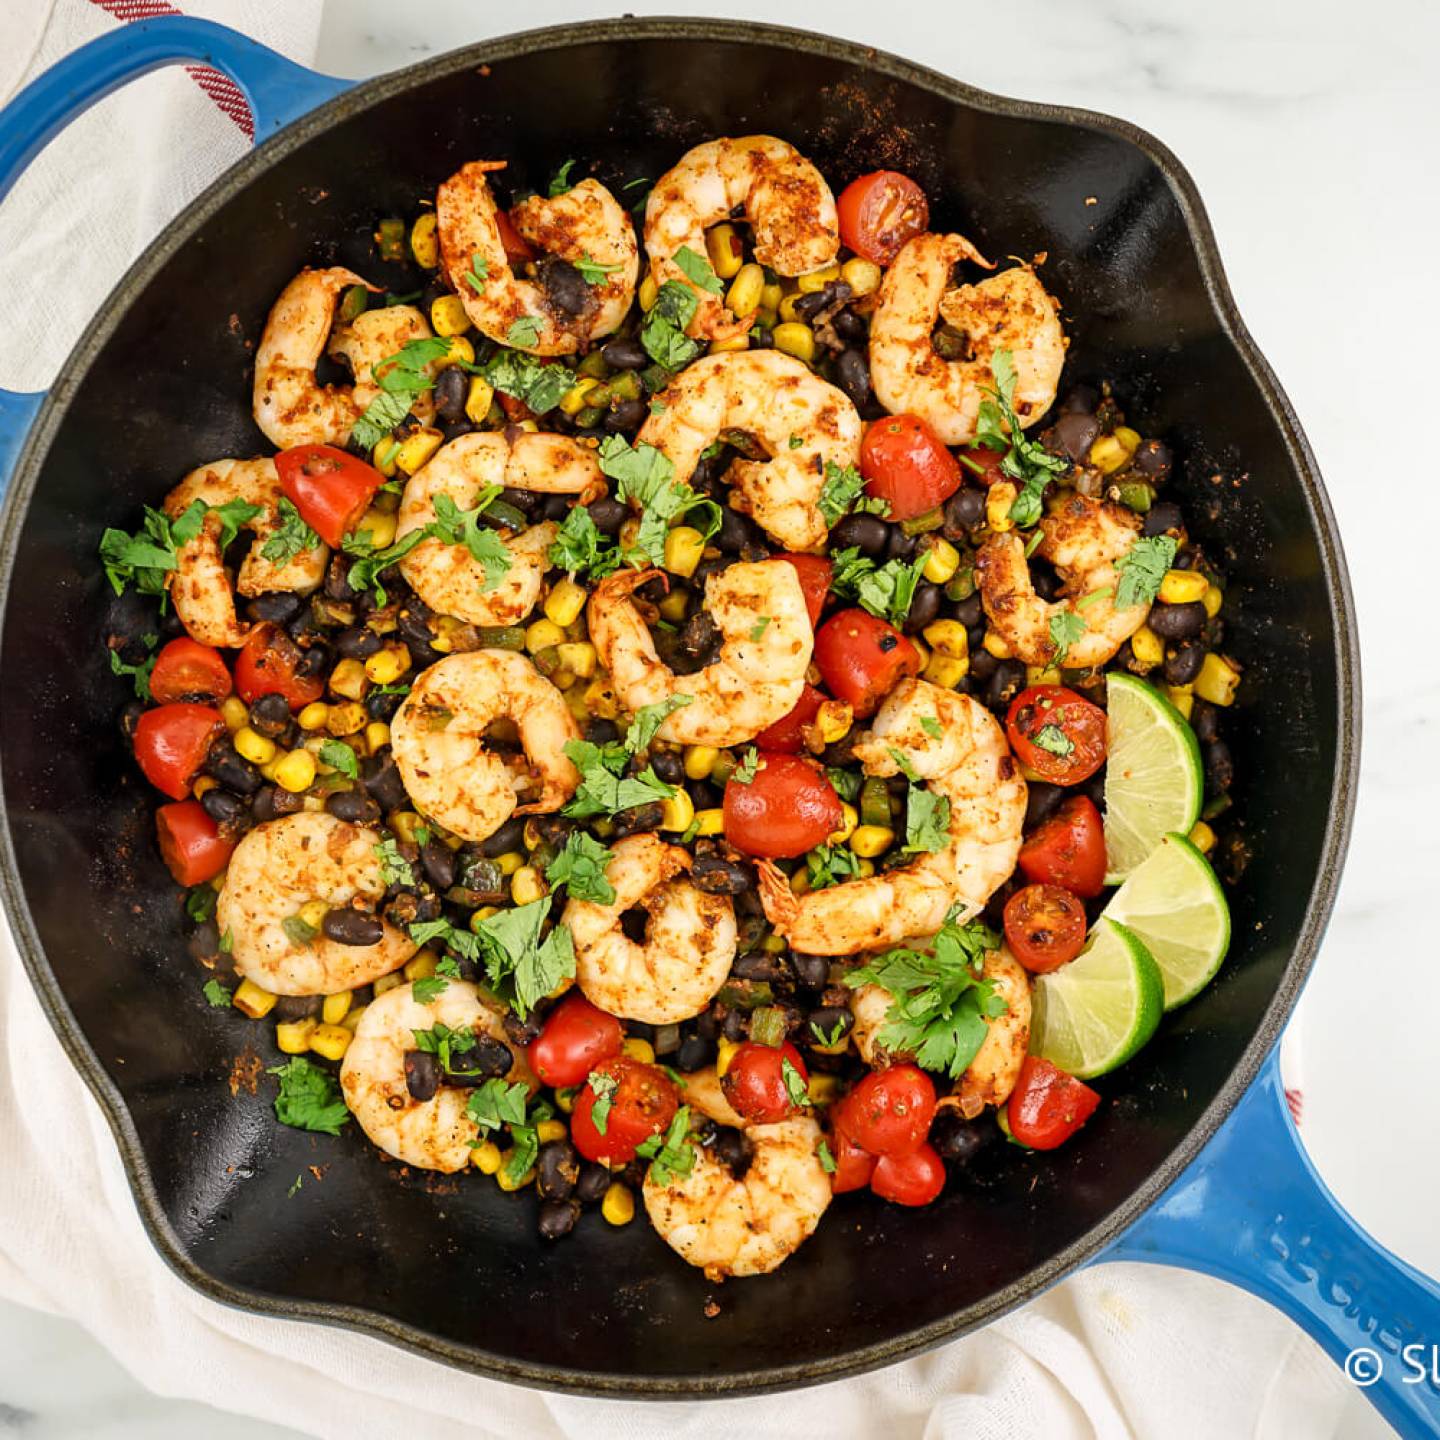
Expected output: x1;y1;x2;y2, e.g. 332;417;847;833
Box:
565;834;736;1024
341;980;538;1172
869;234;1065;445
637;350;861;551
436;160;638;355
976;493;1148;667
588;560;812;748
645;137;839;339
758;680;1026;955
643;1116;832;1280
217;812;416;996
396;431;602;626
326;302;436;418
389;650;580;843
163;459;326;649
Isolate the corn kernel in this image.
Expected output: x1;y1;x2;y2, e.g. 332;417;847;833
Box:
357;506;397;549
330;658;368;701
464;375;494;424
389;810;424;845
922;536;960;585
760;281;784;311
555;641;596;680
309;1024;352;1061
987;481;1018;532
982;631;1012;660
395;427;443;476
623;1037;656;1064
554;1086;578;1114
684;745;719;781
716;1037;741;1078
1194;652;1240;706
583;676;618;720
1158;569;1209;605
708;334;749;355
693;807;725;836
365;645;410;686
365;721;391;753
372;439;399;478
1089;434;1131;475
298;701;330;732
536;1119;568;1144
601;1182;635;1226
660;787;695;833
275;1018;317;1054
909;638;930;671
663;525;706;578
274;748;317;793
435;335;474;368
849;824;894;859
220;696;249;731
521;620;561;657
796;262;841;294
638;273;659;312
468;906;500;933
496;1153;534;1191
1130;624;1165;667
808;1073;844;1104
790;867;812;896
340;1005;367;1031
725;262;765;318
232;979;276;1019
325;704;366;740
1113;425;1142;455
1166;685;1195;719
841;256;883;297
259;759;281;782
544;576;588;628
559;376;600;417
191;776;218;799
657;588;689;622
771;322;816;363
1188;820;1217;855
924;652;970;688
374;971;404;996
316;990;350;1026
1027;664;1062;686
815;700;853;746
405;952;436;983
299;899;328;932
829;802;858;845
429;294;469;336
409;211;439;268
1203;584;1223;619
511;866;546;906
471;1140;503;1174
706;223;745;279
922;619;969;660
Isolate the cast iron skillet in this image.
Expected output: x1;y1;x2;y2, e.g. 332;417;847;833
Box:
0;15;1432;1433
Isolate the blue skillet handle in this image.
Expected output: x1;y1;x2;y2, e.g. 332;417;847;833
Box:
0;16;351;495
1102;1048;1440;1437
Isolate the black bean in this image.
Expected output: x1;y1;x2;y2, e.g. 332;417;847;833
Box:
966;623;987;654
612;801;664;838
647;750;684;786
987;659;1027;709
903;581;941;634
536;256;591;317
1024;781;1065;830
200;787;246;828
294;645;330;681
477;816;527;858
419;839;456;891
833;307;867;342
325;789;380;824
118;700;145;742
244;692;288;739
365;689;404;722
335;625;382;660
1060;385;1098;414
805;1005;852;1046
1132;438;1173;480
272;994;320;1022
403;1049;440;1102
1032;565;1064;602
1203;739;1234;793
830;512;888;556
1054;410;1100;463
952;591;983;629
503;1011;542;1047
252;784;302;822
395;605;437;656
536;1140;580;1201
247;591;303;624
885;526;919;561
834;347;872;409
323;554;362;604
323;906;385;946
434;365;468;424
931;324;969;360
361;751;408;813
471;1036;515;1078
930;1108;995;1165
575;1162;612;1205
601;336;647;370
1163;642;1205;687
1143;502;1184;540
714;507;756;554
537;1198;581;1241
587;497;629;536
540;493;571;522
1148;601;1206;641
204;738;262;795
791;952;830;991
691;853;753;894
679;610;721;662
104;590;159;662
731;950;787;983
942;486;985;539
582;716;621;746
605;398;648;432
675;1032;716;1071
1191;699;1220;744
710;1128;752;1179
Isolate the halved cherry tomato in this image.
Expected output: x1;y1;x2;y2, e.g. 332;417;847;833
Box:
959;445;1008;487
871;1141;946;1206
829;1126;875;1194
1003;884;1088;974
1006;686;1107;786
133;704;225;800
1006;1056;1100;1150
156;800;234;886
149;638;232;706
570;1056;679;1164
723;752;843;858
814;609;922;719
528;993;623;1088
275;444;384;548
234;622;324;711
1018;795;1107;897
860;413;962;522
497;208;536;263
753;684;826;754
836;170;929;266
776;552;831;627
721;1041;809;1124
834;1064;936;1157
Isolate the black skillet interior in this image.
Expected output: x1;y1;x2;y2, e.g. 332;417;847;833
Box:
0;22;1353;1394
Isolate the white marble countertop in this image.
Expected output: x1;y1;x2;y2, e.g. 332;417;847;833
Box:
1;0;1436;1435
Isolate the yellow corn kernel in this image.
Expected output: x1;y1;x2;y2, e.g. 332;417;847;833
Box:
924;652;970;688
693;807;725;836
982;631;1012;660
808;1072;844;1104
796;262;841;293
404;951;437;983
435;335;474;368
909;638;930;671
761;932;787;954
523;619;563;656
365;645;411;686
275;1018;317;1054
389;810;424;845
1130;624;1164;667
297;701;330;732
716;1037;741;1078
228;726;273;766
829;802;858;845
922;537;960;585
1188;820;1217;855
309;1024;352;1061
622;1037;656;1064
815;699;852;746
544;576;588;628
707;334;749;355
555;641;596;681
298;900;327;932
409;211;439;268
659;787;695;834
789;868;811;897
258;758;281;782
374;971;404;997
232;979;276;1019
274;748;317;794
468;906;501;933
841;256;883;297
191;776;218;799
725;262;765;318
471;1140;503;1175
1113;425;1142;456
318;990;352;1026
849;824;894;859
647;588;684;624
987;480;1018;532
922;619;969;660
663;525;706;578
340;1004;367;1031
325;703;367;738
559;376;601;416
429;294;469;336
601;1182;635;1226
365;721;391;753
220;696;249;731
358;506;397;550
1027;664;1062;686
510;865;546;905
554;1085;578;1114
496;1153;534;1191
329;657;368;701
1089;434;1131;475
639;273;659;312
395;427;443;476
1194;653;1241;707
706;223;745;279
583;675;618;720
1166;685;1195;719
1158;569;1209;606
536;1119;567;1144
464;375;494;424
771;322;816;363
760;281;784;311
684;745;719;780
372;438;400;478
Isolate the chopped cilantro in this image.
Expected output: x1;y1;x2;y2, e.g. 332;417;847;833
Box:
673;244;724;294
268;1056;350;1136
412;973;449;1004
186;886;217;923
816;1138;837;1174
318;739;359;780
902;785;951;854
817;461;888;527
108;643;156;701
429;489;512;590
471;897;575;1018
506;315;543;349
547;159;577;196
919;714;943;740
640;280;702;371
464;251;489;295
731;747;761;785
969;348;1067;527
637;1106;696;1185
781;1057;812;1109
575;252;623;285
1031;723;1074;758
373;838;415;887
587;1070;619;1134
562;738;676;820
810;1016;848;1048
260;497;321;565
202;979;232;1008
548;505;621;579
1114;535;1180;609
466;1078;529;1134
749;616;771;642
625;694;694;754
545;830;617;904
806;844;860;891
350;336;452;452
830;545;929;628
1048;610;1086;668
597;434;720;567
480;348;574;416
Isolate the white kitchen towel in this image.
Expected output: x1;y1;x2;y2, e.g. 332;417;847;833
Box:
0;4;1352;1437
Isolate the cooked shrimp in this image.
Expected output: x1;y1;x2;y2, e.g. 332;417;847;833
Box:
163;458;327;648
643;1116;832;1280
326;302;436;419
849;982;899;1067
757;680;1026;954
677;1066;746;1129
340;980;538;1172
976;493;1147;667
436;160;638;355
565;834;736;1024
217;812;416;996
389;650;580;843
588;560;812;748
869;235;1065;445
644;137;839;338
395;431;602;627
637;350;861;551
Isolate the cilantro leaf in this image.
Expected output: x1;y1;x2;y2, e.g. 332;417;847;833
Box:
902;785;951;854
598;435;720;567
806;843;860;891
412;973;449;1004
545;830;617;904
920;714;943;740
1114;534;1180;610
968;347;1066;526
373;838;415;887
731;747;761;785
1048;610;1086;668
318;739;359;780
575;253;623;285
268;1056;350;1136
640;280;702;371
1031;723;1074;758
832;546;930;628
480;348;574;416
466;1078;529;1134
587;1070;619;1135
818;462;888;527
472;897;576;1017
810;1016;848;1047
781;1057;812;1109
99;499;260;606
749;616;771;641
506;315;543;349
464;251;489;295
430;489;513;591
625;694;693;754
186;886;217;923
673;244;724;294
817;1138;837;1173
547;504;621;579
261;497;322;564
411;1019;479;1074
637;1106;696;1186
343;526;432;604
548;159;577;196
108;643;156;701
350;336;452;452
202;979;232;1008
562;738;676;819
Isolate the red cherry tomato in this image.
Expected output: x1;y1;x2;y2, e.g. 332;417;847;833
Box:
1006;1056;1101;1150
1003;884;1088;974
528;994;623;1088
570;1057;679;1164
233;622;324;711
753;683;827;754
720;1041;809;1124
133;704;225;800
836;170;929;266
860;413;963;522
835;1064;937;1157
776;553;831;627
1018;795;1107;897
960;445;1009;487
148;638;232;706
814;609;923;719
155;800;234;886
871;1141;946;1206
723;752;843;858
275;444;384;548
497;208;536;263
1006;686;1107;786
829;1126;876;1194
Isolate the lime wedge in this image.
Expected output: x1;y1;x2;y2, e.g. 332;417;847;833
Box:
1102;831;1230;1010
1103;673;1202;884
1029;917;1164;1078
